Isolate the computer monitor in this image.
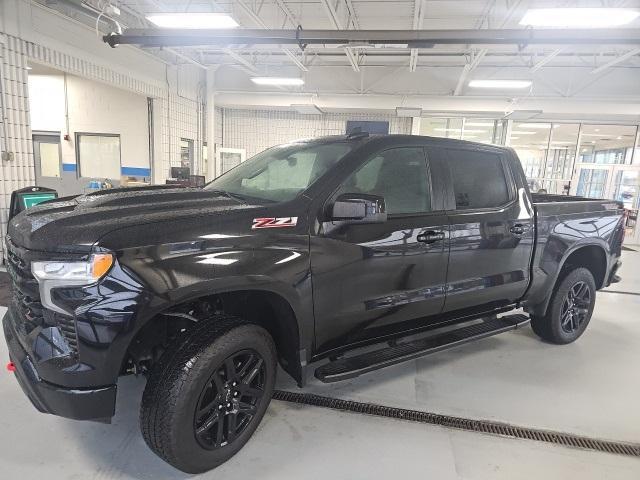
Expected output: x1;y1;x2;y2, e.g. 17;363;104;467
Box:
8;186;58;221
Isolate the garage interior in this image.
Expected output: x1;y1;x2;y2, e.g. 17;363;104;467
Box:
1;0;640;478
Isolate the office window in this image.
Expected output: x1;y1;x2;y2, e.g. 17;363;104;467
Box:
77;133;121;179
579;125;638;164
338;147;431;214
39;143;61;177
447;149;510;209
420;118;497;145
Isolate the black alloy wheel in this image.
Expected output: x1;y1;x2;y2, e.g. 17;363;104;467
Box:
194;350;266;449
140;317;277;474
530;267;596;344
560;281;591;334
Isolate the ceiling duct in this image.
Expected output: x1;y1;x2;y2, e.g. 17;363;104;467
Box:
104;27;640;49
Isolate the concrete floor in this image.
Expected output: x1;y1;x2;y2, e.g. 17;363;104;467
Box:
1;252;639;479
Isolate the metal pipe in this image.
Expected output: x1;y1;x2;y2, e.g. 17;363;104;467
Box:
104;28;640;48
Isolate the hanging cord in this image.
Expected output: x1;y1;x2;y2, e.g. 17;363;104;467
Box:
296;25;307;52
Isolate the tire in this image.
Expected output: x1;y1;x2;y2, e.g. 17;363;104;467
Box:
140;314;277;473
530;267;596;345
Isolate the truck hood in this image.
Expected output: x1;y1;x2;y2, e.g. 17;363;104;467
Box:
7;186;263;253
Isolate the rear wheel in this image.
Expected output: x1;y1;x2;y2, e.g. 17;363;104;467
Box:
140;315;276;473
530;267;596;344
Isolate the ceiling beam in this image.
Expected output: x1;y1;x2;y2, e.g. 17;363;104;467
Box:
106;28;640;48
591;47;640;74
274;0;299;26
453;49;487;95
320;0;360;72
409;0;426;72
530;48;564;72
110;1;208;69
236;0;308;72
344;0;361;29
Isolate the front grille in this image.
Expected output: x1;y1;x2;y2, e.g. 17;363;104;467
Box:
7;247;30;279
54;313;79;353
6;241;79;357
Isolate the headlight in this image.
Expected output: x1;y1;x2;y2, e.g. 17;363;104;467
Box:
31;253;114;314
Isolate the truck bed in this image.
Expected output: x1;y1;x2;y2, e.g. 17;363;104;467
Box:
531;193;623;216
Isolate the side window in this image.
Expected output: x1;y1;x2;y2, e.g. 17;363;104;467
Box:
446;149;510;209
337;147;431;215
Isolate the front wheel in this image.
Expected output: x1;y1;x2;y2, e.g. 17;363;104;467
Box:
530;267;596;344
140;315;277;473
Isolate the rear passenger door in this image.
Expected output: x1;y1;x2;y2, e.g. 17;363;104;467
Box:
431;146;535;313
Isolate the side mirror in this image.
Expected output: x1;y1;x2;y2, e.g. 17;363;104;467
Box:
331;193;387;224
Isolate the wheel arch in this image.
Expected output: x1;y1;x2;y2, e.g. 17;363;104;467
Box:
122;285;309;386
528;241;608;317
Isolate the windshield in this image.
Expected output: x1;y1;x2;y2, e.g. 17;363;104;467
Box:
205;141;354;202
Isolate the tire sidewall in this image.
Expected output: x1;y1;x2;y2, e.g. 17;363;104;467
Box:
168;324;276;473
548;268;596;344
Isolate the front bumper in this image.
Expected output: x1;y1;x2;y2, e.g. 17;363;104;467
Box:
3;312;116;421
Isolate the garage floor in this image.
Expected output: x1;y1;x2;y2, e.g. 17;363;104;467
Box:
1;252;639;479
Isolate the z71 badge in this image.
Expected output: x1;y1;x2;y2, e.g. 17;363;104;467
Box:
252;217;298;229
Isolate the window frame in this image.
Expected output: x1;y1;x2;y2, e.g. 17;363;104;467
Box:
75;132;122;180
439;146;517;213
32;132;63;180
327;145;439;219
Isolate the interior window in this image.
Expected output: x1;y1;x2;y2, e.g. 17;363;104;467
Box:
77;133;121;179
337;147;431;214
446;149;510;209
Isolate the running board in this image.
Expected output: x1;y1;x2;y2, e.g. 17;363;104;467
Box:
314;314;530;383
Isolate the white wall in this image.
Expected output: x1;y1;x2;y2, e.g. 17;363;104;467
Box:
220;109;412;158
28;74;64;131
67;75;149;174
28;73;150;176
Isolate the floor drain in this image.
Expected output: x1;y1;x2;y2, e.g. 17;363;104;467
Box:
273;390;640;457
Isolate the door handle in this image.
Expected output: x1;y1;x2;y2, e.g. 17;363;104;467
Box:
417;230;445;244
510;224;526;236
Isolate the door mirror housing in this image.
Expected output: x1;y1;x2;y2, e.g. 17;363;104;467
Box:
331;193;387;224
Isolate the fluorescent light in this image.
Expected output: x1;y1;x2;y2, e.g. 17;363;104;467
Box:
147;13;239;29
291;104;323;115
468;80;532;89
464;122;495;127
434;128;487;134
251;77;304;86
511;131;537;135
396;107;422;117
520;8;639;28
517;123;552;129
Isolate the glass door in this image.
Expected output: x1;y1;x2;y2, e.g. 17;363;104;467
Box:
611;167;640;244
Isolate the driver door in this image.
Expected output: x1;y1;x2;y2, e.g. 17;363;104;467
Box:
310;146;450;354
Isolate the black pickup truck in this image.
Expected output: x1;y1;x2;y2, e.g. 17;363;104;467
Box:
3;134;624;473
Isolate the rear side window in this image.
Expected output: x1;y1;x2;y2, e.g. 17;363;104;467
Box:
446;149;510;209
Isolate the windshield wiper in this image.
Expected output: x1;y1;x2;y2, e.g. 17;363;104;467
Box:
207;190;250;203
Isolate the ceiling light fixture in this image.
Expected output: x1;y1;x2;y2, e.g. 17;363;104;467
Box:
517;123;552;129
146;13;239;29
291;104;323;115
464;122;495;127
396;107;423;117
520;8;639;28
468;80;532;89
434;128;486;134
510;131;537;135
251;77;305;86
